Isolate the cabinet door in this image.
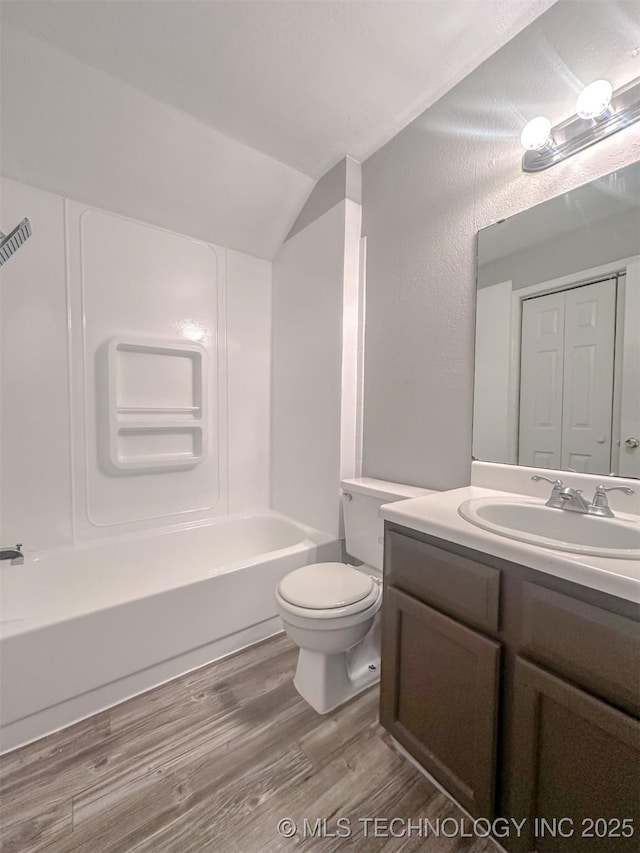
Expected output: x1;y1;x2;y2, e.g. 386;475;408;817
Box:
509;657;640;853
380;586;500;817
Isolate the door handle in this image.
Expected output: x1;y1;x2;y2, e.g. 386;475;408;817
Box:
625;437;640;449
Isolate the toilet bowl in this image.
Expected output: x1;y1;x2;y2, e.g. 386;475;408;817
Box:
275;477;434;714
275;561;383;714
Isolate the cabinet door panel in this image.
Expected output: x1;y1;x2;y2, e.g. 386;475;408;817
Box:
509;657;640;853
380;586;500;817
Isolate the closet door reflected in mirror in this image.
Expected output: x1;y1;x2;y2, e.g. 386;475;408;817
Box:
474;161;640;479
519;276;616;474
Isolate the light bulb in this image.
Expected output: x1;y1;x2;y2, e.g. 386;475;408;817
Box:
520;116;553;151
576;80;613;119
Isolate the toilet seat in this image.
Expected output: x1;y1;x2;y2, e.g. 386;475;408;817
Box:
275;586;382;627
276;563;381;621
278;562;375;609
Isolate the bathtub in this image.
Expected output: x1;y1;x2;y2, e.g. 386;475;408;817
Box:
0;513;338;753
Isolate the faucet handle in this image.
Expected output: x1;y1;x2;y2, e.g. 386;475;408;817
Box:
531;475;564;508
594;485;634;495
592;484;634;503
589;485;634;518
531;475;563;487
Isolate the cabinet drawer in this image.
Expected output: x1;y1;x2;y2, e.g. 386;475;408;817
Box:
520;582;640;717
385;529;500;632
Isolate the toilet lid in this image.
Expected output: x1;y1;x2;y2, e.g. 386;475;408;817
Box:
278;563;375;610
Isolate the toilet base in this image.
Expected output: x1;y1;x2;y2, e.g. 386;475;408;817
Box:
292;616;381;714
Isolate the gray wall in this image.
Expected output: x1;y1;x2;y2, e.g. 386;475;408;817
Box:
361;0;640;491
287;156;361;240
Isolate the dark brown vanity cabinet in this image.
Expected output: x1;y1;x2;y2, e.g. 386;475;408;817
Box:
380;524;640;853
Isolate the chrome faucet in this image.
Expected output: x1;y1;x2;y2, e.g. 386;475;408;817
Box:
557;486;591;513
0;544;23;565
531;476;635;518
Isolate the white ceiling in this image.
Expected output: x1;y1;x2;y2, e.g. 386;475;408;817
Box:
1;0;557;180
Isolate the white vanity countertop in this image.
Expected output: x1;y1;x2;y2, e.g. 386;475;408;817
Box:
380;486;640;603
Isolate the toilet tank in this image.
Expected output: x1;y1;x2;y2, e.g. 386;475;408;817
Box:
340;478;436;571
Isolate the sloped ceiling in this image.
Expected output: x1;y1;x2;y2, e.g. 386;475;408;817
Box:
0;1;557;258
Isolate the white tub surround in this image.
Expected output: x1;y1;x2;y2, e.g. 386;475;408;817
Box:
380;463;640;603
0;177;273;550
0;514;337;753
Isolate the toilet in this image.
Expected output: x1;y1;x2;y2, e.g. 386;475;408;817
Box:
275;477;431;714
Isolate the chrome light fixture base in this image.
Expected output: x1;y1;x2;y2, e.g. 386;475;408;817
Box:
522;76;640;172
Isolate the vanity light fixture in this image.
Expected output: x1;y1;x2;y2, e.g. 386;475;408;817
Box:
521;75;640;172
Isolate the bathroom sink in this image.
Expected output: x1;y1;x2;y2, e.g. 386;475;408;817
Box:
458;497;640;559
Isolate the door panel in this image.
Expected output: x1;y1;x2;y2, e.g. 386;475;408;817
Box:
616;268;640;477
519;291;565;469
380;587;500;817
508;657;640;853
561;279;616;473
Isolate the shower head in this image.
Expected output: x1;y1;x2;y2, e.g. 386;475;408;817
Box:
0;218;32;266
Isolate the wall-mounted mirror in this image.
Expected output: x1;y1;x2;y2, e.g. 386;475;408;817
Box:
473;161;640;479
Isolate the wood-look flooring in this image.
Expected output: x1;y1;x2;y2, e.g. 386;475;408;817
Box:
0;634;499;853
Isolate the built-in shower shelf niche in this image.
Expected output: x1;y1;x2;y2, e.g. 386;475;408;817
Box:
106;337;208;473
